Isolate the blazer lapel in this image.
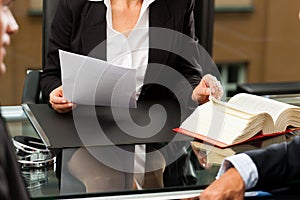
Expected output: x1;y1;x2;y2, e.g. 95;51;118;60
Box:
144;0;174;88
81;2;107;60
149;0;174;65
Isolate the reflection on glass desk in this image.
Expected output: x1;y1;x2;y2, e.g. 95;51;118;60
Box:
2;105;300;199
2;106;59;198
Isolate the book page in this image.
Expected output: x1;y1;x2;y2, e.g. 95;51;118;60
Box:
227;93;298;122
179;101;252;145
210;96;254;120
210;95;278;134
191;142;235;165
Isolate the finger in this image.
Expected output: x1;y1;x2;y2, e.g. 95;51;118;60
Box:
72;103;77;109
192;86;210;103
57;107;73;114
50;96;68;104
203;77;217;93
203;75;223;99
51;102;73;111
214;82;224;99
210;85;220;98
203;74;217;85
53;105;73;113
201;88;211;96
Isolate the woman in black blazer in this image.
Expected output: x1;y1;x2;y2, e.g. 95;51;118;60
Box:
40;0;223;113
39;0;224;190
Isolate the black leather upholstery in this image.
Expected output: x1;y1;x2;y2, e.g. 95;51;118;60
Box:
22;0;59;104
22;70;42;104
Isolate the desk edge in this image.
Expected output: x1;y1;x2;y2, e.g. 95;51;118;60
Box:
22;104;51;147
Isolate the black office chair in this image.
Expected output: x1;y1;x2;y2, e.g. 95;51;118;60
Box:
22;0;58;104
22;0;215;104
22;69;43;104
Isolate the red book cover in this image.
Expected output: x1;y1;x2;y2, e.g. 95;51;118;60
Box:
173;127;296;148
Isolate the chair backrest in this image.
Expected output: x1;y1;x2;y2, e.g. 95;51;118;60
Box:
22;0;215;104
22;70;43;104
22;0;58;104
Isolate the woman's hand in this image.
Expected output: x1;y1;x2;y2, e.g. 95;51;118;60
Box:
192;74;223;104
49;85;75;113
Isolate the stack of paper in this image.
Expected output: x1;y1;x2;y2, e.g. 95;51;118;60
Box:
59;50;137;108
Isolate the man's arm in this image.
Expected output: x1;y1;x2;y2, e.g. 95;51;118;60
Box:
197;134;300;200
246;134;300;189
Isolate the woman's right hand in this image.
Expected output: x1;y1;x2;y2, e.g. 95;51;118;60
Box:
49;85;75;113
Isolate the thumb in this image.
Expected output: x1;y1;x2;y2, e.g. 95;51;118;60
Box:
193;87;211;103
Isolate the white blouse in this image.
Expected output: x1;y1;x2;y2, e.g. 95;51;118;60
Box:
89;0;155;99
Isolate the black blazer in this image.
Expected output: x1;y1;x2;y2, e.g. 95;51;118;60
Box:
40;0;203;104
246;135;300;189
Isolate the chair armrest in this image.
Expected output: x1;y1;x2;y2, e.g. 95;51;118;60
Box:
22;70;42;104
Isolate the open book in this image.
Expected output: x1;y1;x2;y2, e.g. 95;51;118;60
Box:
174;93;300;148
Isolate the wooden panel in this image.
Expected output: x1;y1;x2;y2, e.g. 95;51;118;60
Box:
215;0;253;8
29;0;43;11
0;0;42;105
263;0;300;82
213;0;268;82
214;0;300;83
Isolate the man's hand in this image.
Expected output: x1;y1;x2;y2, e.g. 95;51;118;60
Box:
192;74;223;104
49;85;75;113
182;168;245;200
201;168;245;200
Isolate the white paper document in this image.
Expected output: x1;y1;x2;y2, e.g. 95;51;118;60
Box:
59;50;137;108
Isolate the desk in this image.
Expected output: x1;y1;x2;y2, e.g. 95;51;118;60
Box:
21;100;192;148
3;101;300;199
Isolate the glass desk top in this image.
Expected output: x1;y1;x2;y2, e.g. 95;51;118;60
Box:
2;101;300;199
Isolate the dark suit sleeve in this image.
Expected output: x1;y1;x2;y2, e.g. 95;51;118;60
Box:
179;0;203;88
141;0;203;108
40;0;87;100
245;135;300;189
40;0;78;102
173;0;203;107
0;115;30;200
